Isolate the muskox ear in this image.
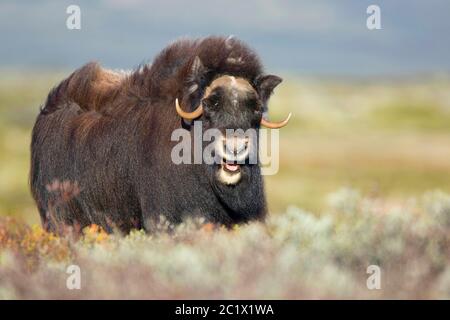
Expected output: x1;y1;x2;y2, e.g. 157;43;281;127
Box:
255;75;283;102
186;56;207;96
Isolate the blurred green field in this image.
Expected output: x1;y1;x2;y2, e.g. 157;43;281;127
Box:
0;71;450;222
269;75;450;213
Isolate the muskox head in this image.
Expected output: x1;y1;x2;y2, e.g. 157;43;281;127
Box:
175;56;290;187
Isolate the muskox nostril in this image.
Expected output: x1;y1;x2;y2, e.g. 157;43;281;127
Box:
236;140;248;154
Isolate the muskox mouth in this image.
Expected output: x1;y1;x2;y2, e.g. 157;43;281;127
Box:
214;135;251;185
217;160;242;185
222;162;241;173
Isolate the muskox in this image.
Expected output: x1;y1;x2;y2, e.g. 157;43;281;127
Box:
30;36;290;233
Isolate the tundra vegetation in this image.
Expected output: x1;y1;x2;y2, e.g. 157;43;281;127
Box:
0;71;450;298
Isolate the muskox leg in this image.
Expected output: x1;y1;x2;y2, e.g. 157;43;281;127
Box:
138;196;169;233
36;200;53;233
39;197;85;235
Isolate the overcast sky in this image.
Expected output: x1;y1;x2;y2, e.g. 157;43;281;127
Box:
1;0;449;76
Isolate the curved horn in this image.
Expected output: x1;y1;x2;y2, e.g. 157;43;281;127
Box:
175;98;203;120
261;113;292;129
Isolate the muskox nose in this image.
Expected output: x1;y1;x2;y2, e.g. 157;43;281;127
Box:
222;136;250;162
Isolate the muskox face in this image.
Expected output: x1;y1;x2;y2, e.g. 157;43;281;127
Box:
201;75;262;185
175;57;288;186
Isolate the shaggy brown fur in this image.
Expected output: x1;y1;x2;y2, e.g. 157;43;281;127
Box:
30;36;282;233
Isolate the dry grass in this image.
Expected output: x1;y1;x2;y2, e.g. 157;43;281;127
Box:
1;189;449;299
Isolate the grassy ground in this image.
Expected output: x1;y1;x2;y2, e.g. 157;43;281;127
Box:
1;190;449;299
0;71;449;298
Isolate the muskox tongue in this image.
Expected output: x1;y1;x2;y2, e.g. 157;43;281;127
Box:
225;163;240;172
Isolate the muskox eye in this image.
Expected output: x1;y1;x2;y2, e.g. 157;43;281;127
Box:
203;94;220;109
247;97;259;109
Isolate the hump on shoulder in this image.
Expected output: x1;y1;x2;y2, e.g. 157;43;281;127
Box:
42;62;128;115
